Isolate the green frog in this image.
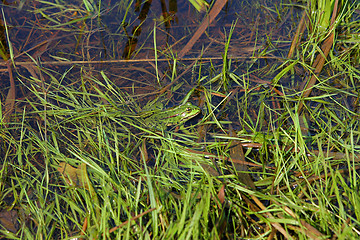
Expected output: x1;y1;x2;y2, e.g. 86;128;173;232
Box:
142;102;201;127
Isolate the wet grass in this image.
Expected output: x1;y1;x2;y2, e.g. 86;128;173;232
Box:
0;0;360;239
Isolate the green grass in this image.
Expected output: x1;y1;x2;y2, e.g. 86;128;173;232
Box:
0;0;360;239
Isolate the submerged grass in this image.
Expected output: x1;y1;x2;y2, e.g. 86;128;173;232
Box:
0;0;360;239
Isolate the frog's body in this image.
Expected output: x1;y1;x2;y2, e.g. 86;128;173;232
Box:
141;102;200;127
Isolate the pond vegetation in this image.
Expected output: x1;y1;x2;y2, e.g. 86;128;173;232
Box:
0;0;360;239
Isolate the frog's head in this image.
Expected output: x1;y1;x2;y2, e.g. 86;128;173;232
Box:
179;102;201;122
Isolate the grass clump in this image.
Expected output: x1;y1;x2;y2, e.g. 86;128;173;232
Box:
0;0;360;239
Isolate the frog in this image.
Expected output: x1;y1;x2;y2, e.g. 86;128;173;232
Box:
141;102;201;127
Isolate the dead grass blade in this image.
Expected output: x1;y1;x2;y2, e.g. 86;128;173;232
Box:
108;208;156;234
287;10;308;59
298;32;334;113
3;61;15;124
178;0;228;58
250;194;293;240
298;0;339;113
228;137;256;189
